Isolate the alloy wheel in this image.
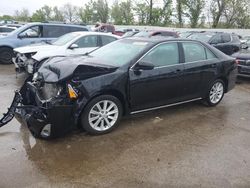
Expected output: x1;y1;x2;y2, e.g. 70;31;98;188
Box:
209;82;224;104
88;100;119;131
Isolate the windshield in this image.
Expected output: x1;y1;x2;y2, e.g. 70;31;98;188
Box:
188;33;214;42
89;39;152;66
52;32;80;46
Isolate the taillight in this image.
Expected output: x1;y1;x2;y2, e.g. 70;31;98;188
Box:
235;59;239;64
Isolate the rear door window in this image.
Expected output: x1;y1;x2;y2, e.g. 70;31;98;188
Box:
101;35;117;46
183;42;206;62
205;48;216;59
210;34;223;44
43;25;71;38
221;34;231;43
75;35;98;48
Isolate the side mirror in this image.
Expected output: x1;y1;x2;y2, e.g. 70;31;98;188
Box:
69;44;79;50
18;32;26;39
134;61;154;71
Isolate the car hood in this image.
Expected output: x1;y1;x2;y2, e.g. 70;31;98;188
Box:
232;49;250;60
14;44;59;54
38;56;118;83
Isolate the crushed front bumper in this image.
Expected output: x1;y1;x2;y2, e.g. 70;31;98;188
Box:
13;53;36;74
15;82;74;139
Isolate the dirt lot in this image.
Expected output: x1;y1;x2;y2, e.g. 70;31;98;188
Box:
0;65;250;188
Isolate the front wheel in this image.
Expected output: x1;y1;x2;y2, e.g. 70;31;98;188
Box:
205;79;225;106
0;47;13;64
81;95;123;135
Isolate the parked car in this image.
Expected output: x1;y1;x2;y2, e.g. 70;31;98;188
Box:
0;26;16;36
0;22;89;64
187;32;241;55
134;30;179;38
178;31;205;38
232;49;250;77
12;38;237;139
122;31;140;38
114;28;140;36
13;32;120;74
93;23;115;34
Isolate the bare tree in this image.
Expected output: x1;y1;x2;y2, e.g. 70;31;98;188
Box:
62;3;78;23
210;0;226;28
14;8;30;22
183;0;205;28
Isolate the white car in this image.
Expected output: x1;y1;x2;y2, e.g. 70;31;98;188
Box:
13;32;120;74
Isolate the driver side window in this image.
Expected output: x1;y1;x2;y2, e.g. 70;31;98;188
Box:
19;26;41;38
141;43;179;67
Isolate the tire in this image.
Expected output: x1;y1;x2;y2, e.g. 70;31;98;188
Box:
205;79;225;106
0;47;14;64
81;95;123;135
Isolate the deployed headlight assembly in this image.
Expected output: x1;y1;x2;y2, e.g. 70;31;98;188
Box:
38;83;62;101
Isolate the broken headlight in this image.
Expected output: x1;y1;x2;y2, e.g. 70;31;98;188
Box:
38;83;63;101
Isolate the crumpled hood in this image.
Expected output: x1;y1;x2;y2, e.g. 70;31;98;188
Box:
38;56;118;83
14;44;59;54
232;49;250;60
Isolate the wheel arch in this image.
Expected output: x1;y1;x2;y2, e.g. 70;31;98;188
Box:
89;89;128;115
76;89;129;127
217;76;228;93
0;45;13;50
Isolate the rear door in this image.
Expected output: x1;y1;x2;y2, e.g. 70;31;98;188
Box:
129;42;184;111
42;25;70;43
181;42;219;100
210;33;234;55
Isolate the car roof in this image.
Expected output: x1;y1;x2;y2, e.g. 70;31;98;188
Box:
124;37;205;44
25;22;88;28
71;31;120;38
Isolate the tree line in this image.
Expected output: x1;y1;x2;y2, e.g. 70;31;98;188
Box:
0;0;250;29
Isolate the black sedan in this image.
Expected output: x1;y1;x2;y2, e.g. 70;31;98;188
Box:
188;32;241;55
12;38;237;139
232;49;250;77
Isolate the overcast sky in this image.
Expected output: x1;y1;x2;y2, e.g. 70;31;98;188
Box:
0;0;87;16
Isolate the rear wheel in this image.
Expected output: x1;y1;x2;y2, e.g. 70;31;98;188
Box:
205;79;225;106
0;47;13;64
81;95;123;135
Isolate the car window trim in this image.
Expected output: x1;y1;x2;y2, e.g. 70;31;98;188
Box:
130;41;181;70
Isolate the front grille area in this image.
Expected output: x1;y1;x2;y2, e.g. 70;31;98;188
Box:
238;59;250;66
37;83;60;101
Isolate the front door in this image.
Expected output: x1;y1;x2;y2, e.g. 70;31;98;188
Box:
66;35;99;56
17;25;43;47
129;42;184;111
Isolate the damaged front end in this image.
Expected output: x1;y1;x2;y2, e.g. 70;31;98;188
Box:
0;74;77;139
13;52;37;74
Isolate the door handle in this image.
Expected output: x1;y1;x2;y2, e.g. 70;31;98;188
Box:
175;69;182;73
